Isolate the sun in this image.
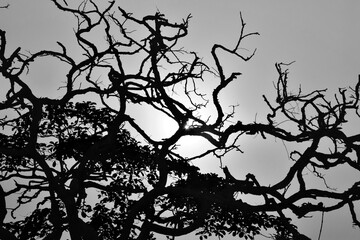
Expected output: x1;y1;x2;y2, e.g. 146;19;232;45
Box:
153;113;179;140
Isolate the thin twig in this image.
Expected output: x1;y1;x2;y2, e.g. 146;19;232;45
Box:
317;211;325;240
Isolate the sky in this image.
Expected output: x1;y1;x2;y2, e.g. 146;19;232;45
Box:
1;0;360;239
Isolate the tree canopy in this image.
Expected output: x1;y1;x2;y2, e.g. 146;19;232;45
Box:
1;1;360;240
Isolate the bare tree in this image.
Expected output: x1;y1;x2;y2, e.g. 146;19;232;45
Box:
0;1;360;240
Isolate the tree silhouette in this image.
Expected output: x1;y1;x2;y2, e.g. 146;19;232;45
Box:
1;1;360;240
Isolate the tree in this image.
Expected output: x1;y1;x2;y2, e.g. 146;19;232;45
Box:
1;1;360;239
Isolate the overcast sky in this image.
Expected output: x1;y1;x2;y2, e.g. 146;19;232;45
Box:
1;1;360;239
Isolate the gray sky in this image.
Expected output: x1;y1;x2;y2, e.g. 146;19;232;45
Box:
1;0;360;239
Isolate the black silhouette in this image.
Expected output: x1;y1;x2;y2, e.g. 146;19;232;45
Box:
0;1;360;240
